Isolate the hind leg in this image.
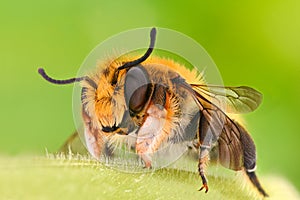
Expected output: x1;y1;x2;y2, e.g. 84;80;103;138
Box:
197;112;216;193
198;145;210;193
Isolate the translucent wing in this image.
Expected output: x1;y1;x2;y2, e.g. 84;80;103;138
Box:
178;80;268;195
196;94;245;170
194;89;257;170
215;117;244;170
176;81;257;171
191;84;262;113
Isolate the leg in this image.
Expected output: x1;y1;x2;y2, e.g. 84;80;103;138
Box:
197;111;216;193
135;103;169;168
136;88;178;168
82;108;104;159
198;145;210;193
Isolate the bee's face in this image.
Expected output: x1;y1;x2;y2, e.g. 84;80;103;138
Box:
81;59;129;136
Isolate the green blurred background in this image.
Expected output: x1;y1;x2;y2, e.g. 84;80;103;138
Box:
0;0;299;191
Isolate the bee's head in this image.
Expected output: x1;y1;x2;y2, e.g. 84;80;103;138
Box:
80;60;128;134
38;27;156;135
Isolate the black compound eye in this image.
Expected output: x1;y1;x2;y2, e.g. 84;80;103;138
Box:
124;65;152;114
102;124;119;133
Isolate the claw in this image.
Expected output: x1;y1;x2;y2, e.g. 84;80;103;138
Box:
143;162;152;169
198;183;209;193
142;157;152;169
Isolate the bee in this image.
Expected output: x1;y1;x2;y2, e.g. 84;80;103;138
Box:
38;27;268;197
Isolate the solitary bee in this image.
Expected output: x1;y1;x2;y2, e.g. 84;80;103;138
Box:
38;28;268;197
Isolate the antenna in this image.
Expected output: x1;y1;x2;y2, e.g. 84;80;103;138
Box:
117;27;157;71
38;68;97;89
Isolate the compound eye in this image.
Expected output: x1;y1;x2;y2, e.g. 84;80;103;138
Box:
124;66;152;114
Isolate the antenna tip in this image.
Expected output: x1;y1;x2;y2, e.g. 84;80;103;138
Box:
38;68;45;75
150;27;156;38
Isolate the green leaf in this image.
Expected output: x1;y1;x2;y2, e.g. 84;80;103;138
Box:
0;155;298;200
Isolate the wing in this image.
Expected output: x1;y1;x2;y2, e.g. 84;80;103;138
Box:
186;82;266;195
194;84;258;170
191;84;262;113
216;117;244;170
177;81;257;170
202;115;256;171
196;94;244;170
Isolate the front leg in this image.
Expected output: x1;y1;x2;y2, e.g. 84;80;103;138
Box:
136;87;178;168
136;103;168;168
